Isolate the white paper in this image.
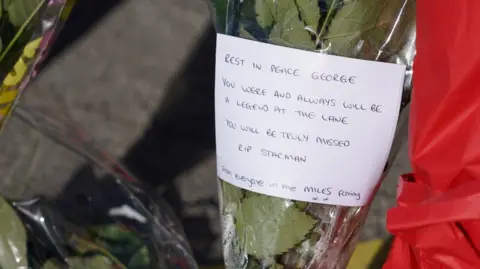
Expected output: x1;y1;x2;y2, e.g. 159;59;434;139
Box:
214;34;406;206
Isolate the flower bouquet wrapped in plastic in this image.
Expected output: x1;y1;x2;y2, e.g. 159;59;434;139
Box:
0;91;200;269
207;0;416;268
0;1;200;266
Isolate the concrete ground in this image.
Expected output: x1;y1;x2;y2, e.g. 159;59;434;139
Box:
0;0;411;265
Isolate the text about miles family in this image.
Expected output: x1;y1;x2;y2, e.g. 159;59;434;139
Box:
214;34;406;206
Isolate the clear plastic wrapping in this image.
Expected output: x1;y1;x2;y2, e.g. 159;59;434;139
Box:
0;103;200;269
0;1;204;266
0;1;201;267
207;0;416;268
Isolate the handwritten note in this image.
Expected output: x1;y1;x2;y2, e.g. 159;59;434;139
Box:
215;34;406;206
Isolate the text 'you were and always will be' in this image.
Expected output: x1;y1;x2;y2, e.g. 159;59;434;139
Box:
221;53;385;125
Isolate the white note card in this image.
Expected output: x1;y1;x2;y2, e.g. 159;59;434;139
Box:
214;34;406;206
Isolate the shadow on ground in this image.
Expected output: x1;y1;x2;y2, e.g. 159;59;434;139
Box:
122;25;216;194
42;2;221;264
121;26;220;264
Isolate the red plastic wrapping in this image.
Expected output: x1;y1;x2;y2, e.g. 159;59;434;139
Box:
384;1;480;268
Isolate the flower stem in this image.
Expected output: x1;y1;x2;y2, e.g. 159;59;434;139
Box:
316;0;339;48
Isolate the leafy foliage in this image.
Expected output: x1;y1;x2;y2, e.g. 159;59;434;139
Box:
235;195;316;258
249;0;316;49
223;0;415;59
0;198;28;269
7;0;42;27
210;0;228;33
0;0;44;75
221;181;243;214
324;0;415;59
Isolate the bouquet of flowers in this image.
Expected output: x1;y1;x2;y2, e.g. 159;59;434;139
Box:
0;1;201;267
207;0;416;268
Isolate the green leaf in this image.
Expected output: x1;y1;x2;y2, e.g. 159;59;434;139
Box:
240;0;257;23
69;234;128;269
3;0;14;7
244;259;262;269
221;181;243;213
296;0;321;33
295;201;309;210
91;224;144;259
270;0;315;50
7;0;42;27
42;259;60;269
0;198;28;269
239;24;256;41
67;256;114;269
93;224;141;244
244;189;259;199
211;0;228;33
235;195;316;259
323;0;415;59
239;0;269;41
255;0;321;32
268;0;314;50
255;0;274;29
86;256;114;269
128;246;150;269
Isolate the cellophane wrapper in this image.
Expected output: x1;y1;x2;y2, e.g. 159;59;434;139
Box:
0;6;199;266
0;100;200;268
207;0;416;268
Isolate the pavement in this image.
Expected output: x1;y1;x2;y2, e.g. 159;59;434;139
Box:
0;0;411;265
